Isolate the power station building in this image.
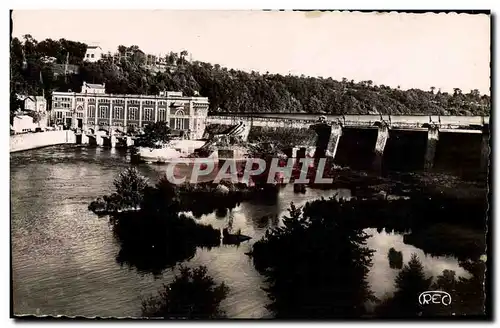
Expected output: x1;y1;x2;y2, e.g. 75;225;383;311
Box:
51;82;210;139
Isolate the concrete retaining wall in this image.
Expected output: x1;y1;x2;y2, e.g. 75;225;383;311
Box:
10;130;76;153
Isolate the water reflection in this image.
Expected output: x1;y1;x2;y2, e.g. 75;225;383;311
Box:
366;228;471;300
11;145;480;318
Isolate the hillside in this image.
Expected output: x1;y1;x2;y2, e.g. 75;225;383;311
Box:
10;36;490;116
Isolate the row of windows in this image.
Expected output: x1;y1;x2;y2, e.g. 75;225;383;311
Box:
80;107;186;120
54;97;72;102
54;111;86;118
54;97;197;107
54;103;71;109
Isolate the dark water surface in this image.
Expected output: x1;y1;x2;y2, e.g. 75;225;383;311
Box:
11;145;470;318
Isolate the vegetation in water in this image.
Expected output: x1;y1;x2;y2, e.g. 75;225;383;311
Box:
375;254;486;317
250;191;487;318
251;202;376;318
90;169;261;274
142;265;229;319
89;167;148;213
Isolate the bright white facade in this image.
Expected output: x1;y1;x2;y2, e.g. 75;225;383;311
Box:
84;45;103;63
12;115;36;134
51;83;210;140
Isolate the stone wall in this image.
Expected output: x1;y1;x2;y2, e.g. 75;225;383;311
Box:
10;130;76;153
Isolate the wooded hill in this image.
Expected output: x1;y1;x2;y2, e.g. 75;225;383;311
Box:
11;35;490;116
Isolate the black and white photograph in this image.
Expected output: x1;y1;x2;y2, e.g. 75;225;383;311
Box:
9;8;491;320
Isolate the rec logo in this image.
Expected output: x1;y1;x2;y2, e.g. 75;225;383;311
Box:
418;291;452;306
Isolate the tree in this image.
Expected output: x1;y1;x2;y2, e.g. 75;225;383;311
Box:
10;91;22;115
26;110;44;124
252;199;375;318
430;86;436;94
135;121;172;148
376;253;432;317
180;50;189;65
142;266;229;319
9;36;491;117
429;260;486;316
112;167;149;208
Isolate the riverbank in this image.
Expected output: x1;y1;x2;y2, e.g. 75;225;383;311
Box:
10;130;76;153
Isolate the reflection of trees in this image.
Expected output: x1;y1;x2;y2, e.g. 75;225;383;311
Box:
251;201;375;318
250;193;488;319
142;266;229;319
376;256;486;317
388;248;403;269
300;192;486;260
112;211;219;276
428;260;486;316
110;175;221;275
376;254;432;317
107;173;264;275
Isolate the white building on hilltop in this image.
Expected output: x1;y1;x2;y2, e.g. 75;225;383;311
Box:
84;45;103;63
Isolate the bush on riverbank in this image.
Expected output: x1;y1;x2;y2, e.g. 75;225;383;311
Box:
142;265;229;319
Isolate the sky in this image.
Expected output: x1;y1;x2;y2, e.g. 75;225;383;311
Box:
11;10;491;94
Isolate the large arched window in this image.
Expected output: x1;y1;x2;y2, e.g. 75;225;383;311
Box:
175;109;185;130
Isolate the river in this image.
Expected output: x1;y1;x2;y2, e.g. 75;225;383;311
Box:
11;145;472;318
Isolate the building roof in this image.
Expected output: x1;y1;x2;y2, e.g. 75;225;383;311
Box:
85;83;105;89
16;95;46;103
14;115;33;120
87;45;102;50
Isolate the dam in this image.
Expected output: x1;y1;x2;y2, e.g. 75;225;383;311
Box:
205;113;490;176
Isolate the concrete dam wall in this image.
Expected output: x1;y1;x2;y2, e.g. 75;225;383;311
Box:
205;115;490;176
10;130;76;153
